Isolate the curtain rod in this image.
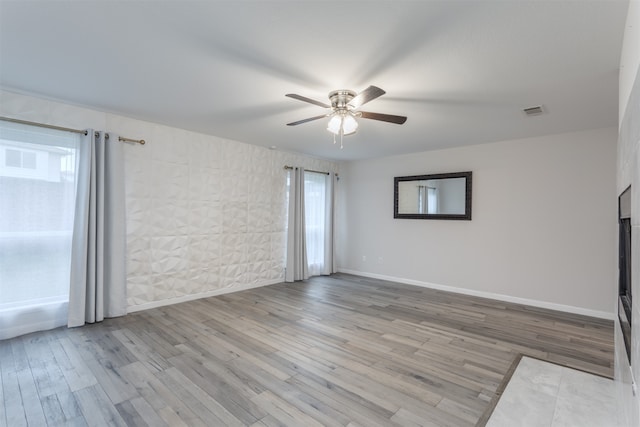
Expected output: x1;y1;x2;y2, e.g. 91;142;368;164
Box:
117;136;146;145
0;116;146;145
283;165;339;177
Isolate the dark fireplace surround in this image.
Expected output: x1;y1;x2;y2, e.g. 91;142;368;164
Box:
619;185;632;363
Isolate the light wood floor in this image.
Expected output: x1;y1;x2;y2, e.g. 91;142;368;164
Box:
0;273;614;427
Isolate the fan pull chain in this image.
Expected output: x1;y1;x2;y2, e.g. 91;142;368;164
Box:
330;127;344;149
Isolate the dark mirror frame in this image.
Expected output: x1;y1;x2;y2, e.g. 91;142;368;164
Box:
394;171;472;220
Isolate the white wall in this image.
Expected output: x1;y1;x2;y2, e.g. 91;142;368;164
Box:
619;1;640;127
338;127;617;317
615;1;640;425
0;89;340;312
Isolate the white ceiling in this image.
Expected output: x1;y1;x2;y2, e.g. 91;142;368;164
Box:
0;1;629;161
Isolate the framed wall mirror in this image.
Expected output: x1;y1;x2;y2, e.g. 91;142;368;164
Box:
394;171;472;220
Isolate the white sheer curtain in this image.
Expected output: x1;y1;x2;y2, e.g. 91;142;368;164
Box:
305;172;326;276
285;167;308;282
68;131;127;327
0;121;82;339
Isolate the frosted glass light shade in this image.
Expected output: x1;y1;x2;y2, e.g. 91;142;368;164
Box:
327;115;342;134
342;114;358;135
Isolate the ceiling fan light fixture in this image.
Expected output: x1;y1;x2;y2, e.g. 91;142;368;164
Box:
287;85;406;147
327;114;342;134
341;113;358;135
327;111;358;135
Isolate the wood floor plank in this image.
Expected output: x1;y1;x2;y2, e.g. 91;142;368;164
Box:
114;400;147;427
73;385;127;427
82;357;138;405
55;390;84;422
0;345;6;427
159;366;246;426
50;344;96;394
156;406;190;427
117;361;170;412
124;396;169;427
109;329;159;369
167;354;263;425
251;390;324;427
141;372;209;427
15;366;47;426
0;273;614;426
272;351;397;421
1;369;26;427
0;399;4;426
285;374;400;427
41;394;66;426
23;335;69;400
181;346;266;397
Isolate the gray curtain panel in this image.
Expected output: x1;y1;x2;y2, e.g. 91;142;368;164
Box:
285;167;309;282
68;131;127;327
322;172;337;275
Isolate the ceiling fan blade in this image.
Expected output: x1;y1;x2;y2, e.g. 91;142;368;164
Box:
286;114;328;126
359;111;407;124
285;94;331;109
349;85;386;108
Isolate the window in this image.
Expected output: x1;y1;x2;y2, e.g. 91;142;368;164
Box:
5;148;36;169
427;187;438;214
417;185;438;214
0;121;82;339
5;148;21;167
285;168;334;281
304;172;327;276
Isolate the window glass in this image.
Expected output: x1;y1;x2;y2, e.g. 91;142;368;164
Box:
304;172;326;276
22;151;37;169
0;121;82;335
5;148;21;167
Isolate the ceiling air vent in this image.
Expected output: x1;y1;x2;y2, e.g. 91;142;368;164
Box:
523;105;544;116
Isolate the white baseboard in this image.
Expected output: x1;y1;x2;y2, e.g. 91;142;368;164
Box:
127;278;283;313
126;270;615;321
338;269;615;320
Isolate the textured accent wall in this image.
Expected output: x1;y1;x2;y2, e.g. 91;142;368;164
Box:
108;115;340;310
